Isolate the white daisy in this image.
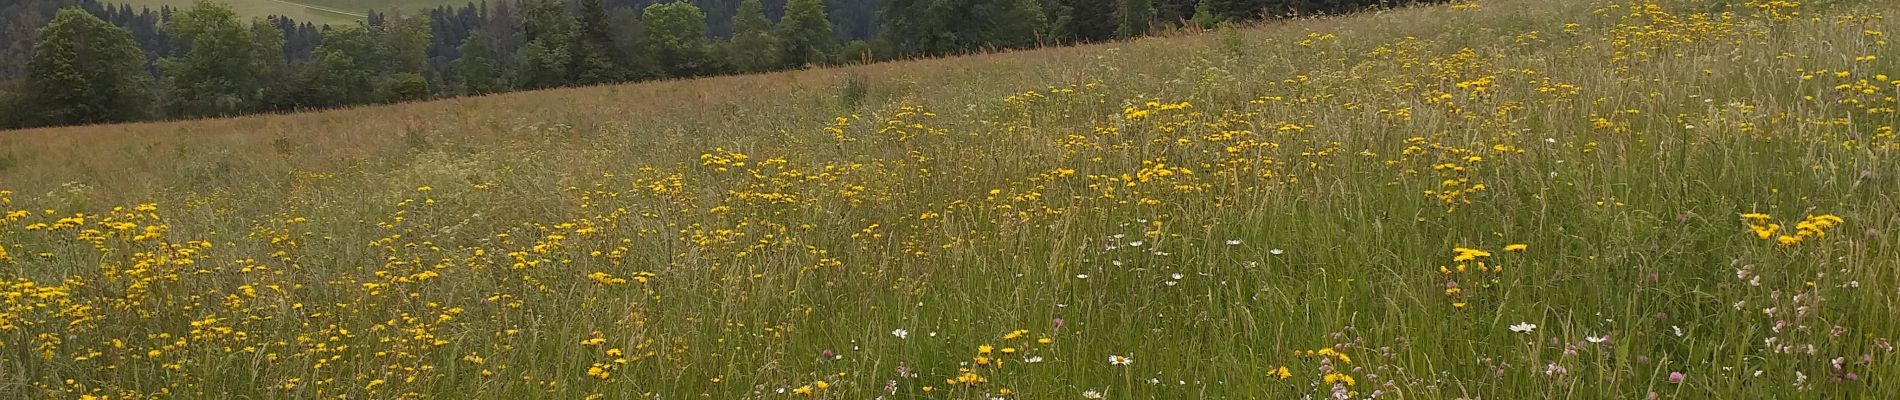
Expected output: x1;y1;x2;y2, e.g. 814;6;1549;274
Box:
1509;322;1537;333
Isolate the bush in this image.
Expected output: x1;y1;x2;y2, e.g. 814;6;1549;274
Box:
377;73;432;103
838;40;876;65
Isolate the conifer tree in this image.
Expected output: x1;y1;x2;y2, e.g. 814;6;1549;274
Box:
572;0;624;84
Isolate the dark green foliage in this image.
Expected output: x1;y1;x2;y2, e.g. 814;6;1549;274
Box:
877;0;1046;57
22;8;154;127
518;0;576;88
253;19;298;112
827;0;881;41
515;38;571;89
608;7;660;80
377;72;431;103
644;2;716;77
777;0;834;67
725;0;777;73
1054;0;1116;43
380;16;434;77
296;19;434;108
299;47;372;107
1195;0;1262;26
1155;0;1200;26
838;39;875;65
1117;0;1155;38
424;3;486;77
0;80;22;129
572;0;625;84
157;1;280;118
455;32;502;95
483;1;526;75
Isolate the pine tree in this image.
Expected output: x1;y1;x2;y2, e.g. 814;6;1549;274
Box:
571;0;624;84
1116;0;1154;38
644;2;715;77
252;18;295;111
777;0;834;67
455;32;501;95
24;8;155;126
725;0;777;73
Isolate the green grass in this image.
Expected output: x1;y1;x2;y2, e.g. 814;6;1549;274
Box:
4;0;1900;398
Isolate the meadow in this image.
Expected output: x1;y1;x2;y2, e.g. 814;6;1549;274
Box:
3;0;1900;398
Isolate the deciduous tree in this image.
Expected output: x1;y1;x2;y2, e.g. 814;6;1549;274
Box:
24;8;154;126
644;2;716;77
777;0;833;67
158;0;279;118
456;31;501;95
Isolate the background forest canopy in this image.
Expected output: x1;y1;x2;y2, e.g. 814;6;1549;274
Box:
0;0;1438;130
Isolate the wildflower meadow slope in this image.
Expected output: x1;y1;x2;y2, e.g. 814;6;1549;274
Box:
3;0;1899;398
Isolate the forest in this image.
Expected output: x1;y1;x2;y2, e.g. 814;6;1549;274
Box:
0;0;1434;129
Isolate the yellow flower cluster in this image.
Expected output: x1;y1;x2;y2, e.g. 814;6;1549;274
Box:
1439;244;1526;308
1744;213;1845;246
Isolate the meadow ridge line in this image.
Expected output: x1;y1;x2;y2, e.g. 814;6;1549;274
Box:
268;0;366;18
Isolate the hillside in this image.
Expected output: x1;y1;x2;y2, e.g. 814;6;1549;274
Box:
118;0;375;25
4;0;1900;398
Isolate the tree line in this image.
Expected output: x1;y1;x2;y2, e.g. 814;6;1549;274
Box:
0;0;1438;130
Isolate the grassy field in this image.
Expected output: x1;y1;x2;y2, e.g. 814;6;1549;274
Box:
115;0;465;25
4;0;1900;398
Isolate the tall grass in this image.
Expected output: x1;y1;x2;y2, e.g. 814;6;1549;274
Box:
3;0;1899;398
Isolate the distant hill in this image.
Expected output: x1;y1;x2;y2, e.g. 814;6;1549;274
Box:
115;0;395;25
